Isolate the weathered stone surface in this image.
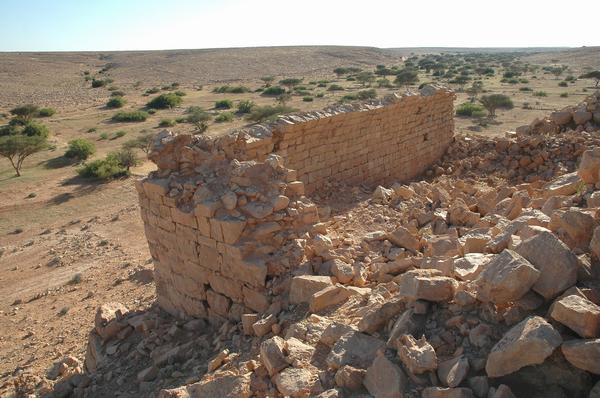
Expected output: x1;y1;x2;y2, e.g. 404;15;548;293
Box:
515;231;578;299
94;302;128;341
486;316;562;377
438;356;469;388
421;387;474;398
363;355;407;398
590;226;600;260
543;172;581;198
475;250;540;305
320;322;357;347
386;226;420;253
252;314;277;337
290;275;333;304
334;365;366;390
329;259;355;284
176;373;251;398
453;253;492;281
387;309;426;345
310;285;352;313
397;269;458;302
396;335;437;374
358;297;405;334
561;338;600;374
559;209;596;250
273;367;315;397
490;385;516;398
579;148;600;184
326;331;385;370
467;376;488;398
550;294;600;338
260;336;288;376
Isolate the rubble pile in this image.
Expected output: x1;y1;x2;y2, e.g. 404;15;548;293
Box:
29;90;600;398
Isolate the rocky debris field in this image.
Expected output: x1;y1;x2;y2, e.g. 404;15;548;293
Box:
8;92;600;398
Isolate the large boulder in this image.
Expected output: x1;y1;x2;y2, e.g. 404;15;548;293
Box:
561;338;600;374
273;367;317;397
386;226;420;253
397;269;458;302
363;355;407;398
259;336;288;376
578;148;600;184
326;331;385;370
550;295;600;338
485;316;562;377
474;250;540;305
515;231;578;299
543;172;581;198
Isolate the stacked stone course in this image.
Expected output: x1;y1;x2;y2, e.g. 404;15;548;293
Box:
136;86;455;320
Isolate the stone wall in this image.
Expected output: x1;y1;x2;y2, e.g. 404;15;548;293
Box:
135;86;455;321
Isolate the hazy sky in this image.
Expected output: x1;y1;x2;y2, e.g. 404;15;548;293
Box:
1;0;597;52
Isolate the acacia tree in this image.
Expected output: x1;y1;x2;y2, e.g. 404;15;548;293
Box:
0;134;48;176
260;76;274;87
123;134;154;155
279;78;302;92
466;81;484;102
581;71;600;87
394;69;419;88
479;94;514;118
356;71;375;87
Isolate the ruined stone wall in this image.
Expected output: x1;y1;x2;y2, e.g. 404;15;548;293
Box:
136;86;455;321
274;88;455;193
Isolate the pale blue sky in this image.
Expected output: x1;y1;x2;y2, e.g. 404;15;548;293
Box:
0;0;597;52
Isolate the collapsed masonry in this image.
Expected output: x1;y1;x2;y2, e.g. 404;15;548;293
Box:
135;86;455;321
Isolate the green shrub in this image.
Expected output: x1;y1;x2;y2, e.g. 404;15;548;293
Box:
22;121;49;138
247;105;295;123
159;119;176;127
328;84;344;91
346;77;356;81
507;78;519;84
212;85;251;94
10;104;39;120
110;90;125;97
106;96;126;108
215;99;233;109
38;108;56;117
295;90;311;96
174;90;186;97
147;108;156;115
315;92;324;98
237;100;255;114
112;111;148;122
262;86;286;96
147;93;183;109
186;109;211;131
560;92;569;98
91;78;107;88
99;132;109;140
175;117;186;123
357;89;377;100
558;81;568;87
112;131;127;139
456;102;486;117
519;87;532;92
65;139;95;161
87;127;97;133
479;94;514;117
302;96;313;102
215;112;235;123
519;79;529;84
78;154;130;180
533;91;547;97
145;87;160;94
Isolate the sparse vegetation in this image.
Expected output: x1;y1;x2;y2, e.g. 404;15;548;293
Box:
64;138;96;161
112;111;149;122
78;149;138;179
0;134;49;176
327;84;344;91
237;100;255;114
215;112;235;123
123;134;154;154
262;86;286;96
215;99;233;109
112;131;127;139
38;108;56;117
580;70;600;87
456;102;486;117
106;96;126;108
146;93;183;109
212;85;250;94
533;91;547;97
247;105;295;123
158;119;176;127
479;94;514;117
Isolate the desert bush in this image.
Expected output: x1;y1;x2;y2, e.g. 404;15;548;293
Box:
519;87;532;92
247;105;295;123
78;157;125;179
91;78;107;88
377;78;393;88
123;134;154;154
333;67;350;76
106;96;126;108
237;100;255;114
22;121;49;138
215;99;233;109
87;127;97;133
260;76;274;87
10;104;39;120
99;132;109;140
38;108;56;117
328;84;344;91
519;79;529;84
356;71;375;86
159;119;176;127
110;148;139;170
560;92;569;98
295;90;311;96
174;90;186;97
456;102;486;117
215;112;234;123
112;111;148;122
145;87;160;94
533;91;547;97
212;85;250;94
558;81;568;87
112;131;127;139
279;78;302;91
65;138;95;161
315;92;324;98
186;109;211;131
302;96;313;102
147;93;183;109
147;109;157;115
262;86;286;96
394;69;419;87
479;94;514;117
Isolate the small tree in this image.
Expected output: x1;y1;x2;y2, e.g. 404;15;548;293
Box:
260;76;274;87
186;109;211;132
65;138;95;162
356;71;375;87
394;69;419;88
466;81;484;101
479;94;514;117
0;135;48;176
277;93;292;106
580;71;600;87
279;78;302;92
110;149;139;171
333;67;350;77
10;104;39;121
146;93;182;109
123;134;154;155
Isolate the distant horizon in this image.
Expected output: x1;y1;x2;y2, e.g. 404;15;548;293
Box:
1;0;598;52
0;44;588;55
